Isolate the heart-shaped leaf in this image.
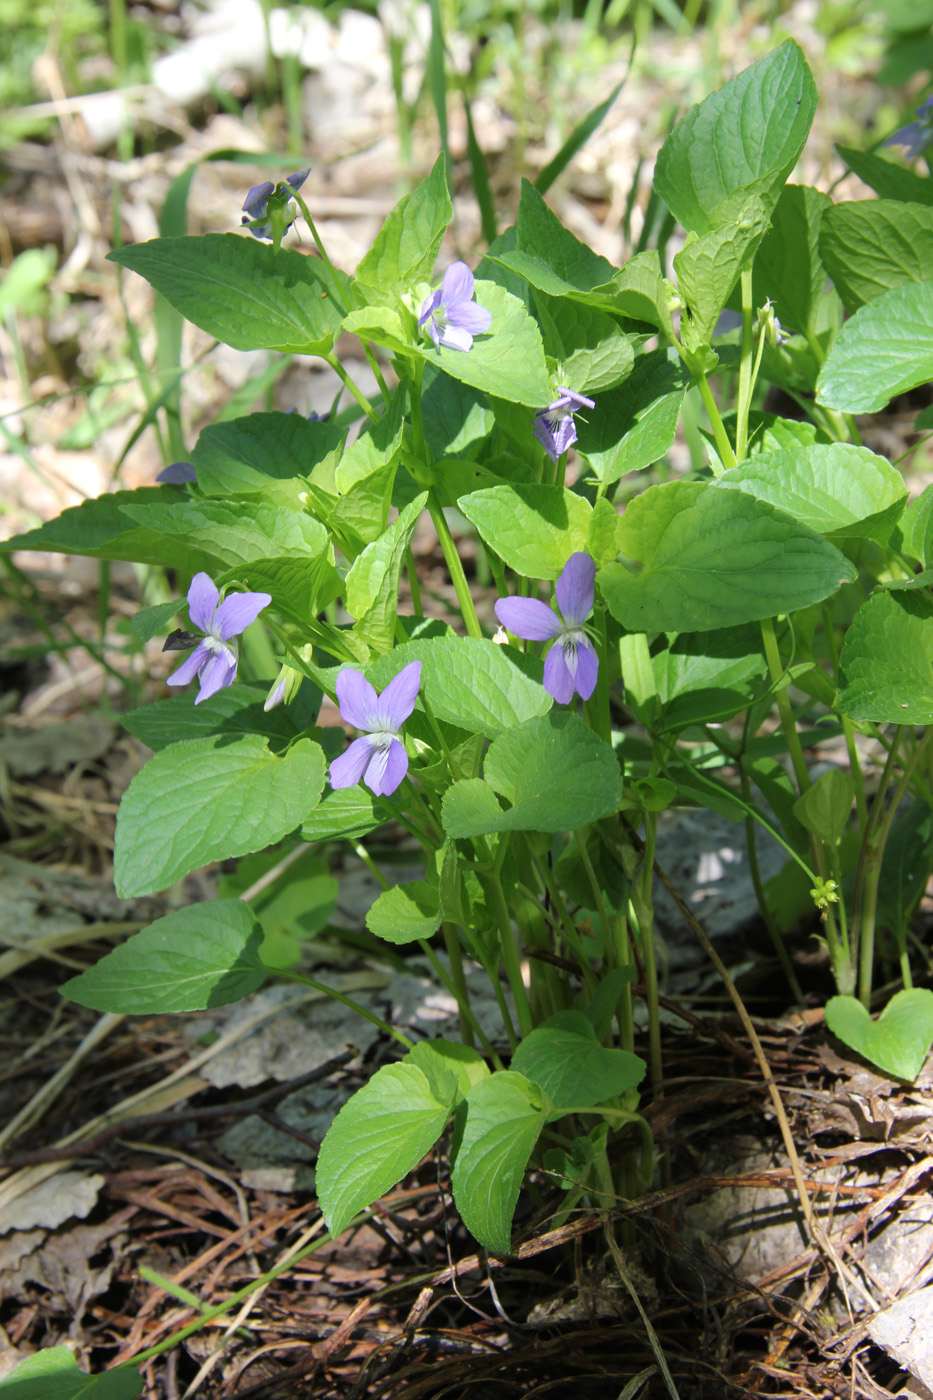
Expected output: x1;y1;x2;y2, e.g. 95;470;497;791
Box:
825;989;933;1081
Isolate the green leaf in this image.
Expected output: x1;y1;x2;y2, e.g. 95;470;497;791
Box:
816;278;933;414
317;1062;455;1238
451;1070;545;1254
421;364;495;459
407;1039;490;1104
753;183;832;336
792;768;855;845
898;483;933;565
300;785;388;842
533;291;635;393
655;40;818;236
715;443;908;542
652;625;767;731
577;348;689;486
877;803;933;939
820;199;933;315
191;411;344;501
217;848;337;969
354;154;451;299
510;1011;645;1117
61;900;266;1012
457;484;594;579
600;481;855;632
121;682;318;752
673;192;772;341
114;735;326;897
416;282;551;407
442;713;623;838
0;488;212;569
825;989;933;1081
120;498;327;570
130;598;182;644
366;880;441;944
836;588;933;725
367;636;551;737
109;235;345;354
835;144;933;207
516;180;617;290
607;251;676;338
0;1350;143;1400
345;492;427;654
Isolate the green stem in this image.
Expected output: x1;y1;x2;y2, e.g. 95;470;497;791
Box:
488;868;533;1040
276;967;414;1049
734;269;755;463
693;373;735;473
291;191;348;308
324;353;379;422
405;546;423;616
738;760;803;1002
427;491;483;639
362;342;392;407
821;602;869;827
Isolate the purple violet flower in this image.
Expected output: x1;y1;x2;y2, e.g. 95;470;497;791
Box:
330;661;421;797
886;95;933;159
157;461;197;485
165;573;271;705
495;552;598;705
418;262;492;352
241;169;310;240
533;387;595;462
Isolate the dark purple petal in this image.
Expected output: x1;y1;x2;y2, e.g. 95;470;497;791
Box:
375;661;421;730
440;261;475;307
242;180;274;219
533;413;561;462
370;737;408;795
187;573;219;633
330;735;375;789
446;301;492;335
550;415;579;458
336;669;379;731
574;637;599;700
166;640;211;688
495;596;564;642
556;552;595;628
157;461;197;485
285;168;311;191
195;645;238;703
213;591;271;641
543;643;575;704
418;288;442;327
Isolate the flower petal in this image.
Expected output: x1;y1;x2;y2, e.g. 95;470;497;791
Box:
556;552;596;628
195;644;238;703
418;288;442;328
543;642;575;704
285;168;311;191
550;415;579;458
330;735;375;789
574;637;599;701
437;324;475;352
156;461;197;484
187;573;219;633
555;387;595;411
440;260;475;307
336;669;379;730
533;413;561;462
166;641;210;687
446;302;492;335
213;591;271;640
362;742;391;795
495;596;564;642
375;661;421;730
242;180;274;219
371;738;408;796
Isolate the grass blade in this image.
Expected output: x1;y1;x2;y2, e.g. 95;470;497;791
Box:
535;75;628;196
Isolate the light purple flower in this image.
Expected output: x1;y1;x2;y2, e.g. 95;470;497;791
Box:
418;262;492;352
166;573;271;705
330;661;421;797
241;169;310;239
886;95;933;159
533;387;595;462
494;553;598;705
157;461;197;485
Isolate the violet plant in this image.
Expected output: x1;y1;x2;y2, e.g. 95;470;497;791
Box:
10;39;933;1287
